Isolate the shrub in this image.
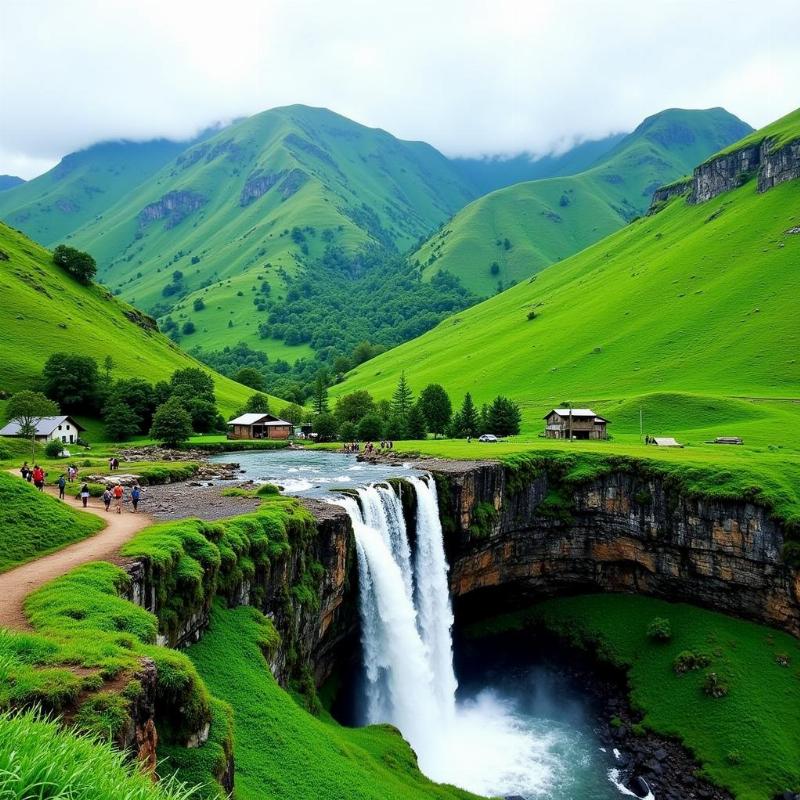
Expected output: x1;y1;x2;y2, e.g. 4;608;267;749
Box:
0;445;10;460
646;617;672;642
45;439;64;458
673;650;711;674
702;671;729;698
181;321;195;335
255;483;280;496
193;297;205;311
53;244;97;284
527;310;537;320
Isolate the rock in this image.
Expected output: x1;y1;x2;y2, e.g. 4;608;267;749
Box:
627;775;651;798
654;747;668;761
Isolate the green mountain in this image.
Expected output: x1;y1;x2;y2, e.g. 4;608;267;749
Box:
61;105;476;358
450;132;626;194
0;175;25;192
0;222;262;416
415;108;752;296
333;111;800;443
0;138;204;246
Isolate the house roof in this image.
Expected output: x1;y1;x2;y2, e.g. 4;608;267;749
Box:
227;413;291;427
0;415;84;437
544;408;608;422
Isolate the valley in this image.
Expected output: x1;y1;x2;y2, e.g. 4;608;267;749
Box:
1;24;799;800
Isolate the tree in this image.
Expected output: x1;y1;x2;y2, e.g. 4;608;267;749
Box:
279;403;305;426
42;353;100;412
193;297;205;312
53;244;97;284
312;376;329;415
338;420;358;443
407;402;427;440
103;400;141;442
239;393;270;414
181;320;196;335
104;379;157;434
234;367;266;392
452;392;479;438
170;368;215;402
334;390;375;425
418;384;451;438
5;391;59;459
150;399;193;447
185;398;220;433
103;355;115;381
487;396;522;436
383;413;407;441
391;371;414;418
357;412;383;442
314;412;338;442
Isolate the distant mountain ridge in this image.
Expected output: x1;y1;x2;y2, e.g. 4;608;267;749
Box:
0;175;25;192
414;107;752;296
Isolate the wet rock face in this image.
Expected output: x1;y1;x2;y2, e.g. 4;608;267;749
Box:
436;464;799;635
759;141;800;192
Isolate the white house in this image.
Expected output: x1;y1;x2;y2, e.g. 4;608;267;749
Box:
0;415;86;444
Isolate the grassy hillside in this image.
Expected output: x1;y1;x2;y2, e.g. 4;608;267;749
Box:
0;138;200;246
416;108;752;296
184;603;478;800
63;105;476;357
0;472;103;572
333;132;800;439
0;175;24;192
0;222;268;416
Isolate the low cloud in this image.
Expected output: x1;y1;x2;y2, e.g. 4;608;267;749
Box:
1;0;798;177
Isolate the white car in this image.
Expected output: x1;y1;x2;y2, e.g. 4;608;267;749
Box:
478;434;498;442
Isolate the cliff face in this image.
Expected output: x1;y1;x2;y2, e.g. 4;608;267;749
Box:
124;499;357;685
648;134;800;208
425;461;800;636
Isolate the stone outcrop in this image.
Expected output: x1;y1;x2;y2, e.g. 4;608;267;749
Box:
425;460;800;636
138;190;206;230
239;170;286;206
647;132;800;209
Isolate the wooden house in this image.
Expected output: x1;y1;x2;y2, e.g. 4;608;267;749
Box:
543;408;609;440
226;413;293;440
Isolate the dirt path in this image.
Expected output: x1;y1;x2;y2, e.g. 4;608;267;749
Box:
0;479;152;631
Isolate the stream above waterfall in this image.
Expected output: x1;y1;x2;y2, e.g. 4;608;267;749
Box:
213;450;645;800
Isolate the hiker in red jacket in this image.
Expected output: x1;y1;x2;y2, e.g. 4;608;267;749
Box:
32;465;45;491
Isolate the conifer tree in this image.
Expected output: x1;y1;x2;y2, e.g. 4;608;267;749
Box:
391;371;414;417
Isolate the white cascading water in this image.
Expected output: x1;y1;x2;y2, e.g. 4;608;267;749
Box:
334;476;564;797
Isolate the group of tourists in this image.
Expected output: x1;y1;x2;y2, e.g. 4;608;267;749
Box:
19;463;47;491
18;459;142;512
100;482;141;513
342;440;395;455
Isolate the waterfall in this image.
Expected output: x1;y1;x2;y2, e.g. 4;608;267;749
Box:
335;476;456;766
334;476;563;797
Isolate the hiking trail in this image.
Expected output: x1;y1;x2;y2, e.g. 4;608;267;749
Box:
0;476;152;630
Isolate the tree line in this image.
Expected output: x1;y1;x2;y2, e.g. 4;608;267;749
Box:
310;373;521;442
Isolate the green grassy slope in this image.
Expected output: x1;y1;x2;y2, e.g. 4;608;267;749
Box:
0;138;199;246
0;222;269;415
0;175;25;192
0;472;103;572
334;155;799;421
63;105;476;357
184;603;478;800
709;107;800;158
416;108;752;296
471;595;800;800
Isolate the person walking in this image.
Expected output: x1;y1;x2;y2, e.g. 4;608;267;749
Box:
79;483;90;508
130;484;141;513
20;462;29;481
112;483;124;514
57;474;66;500
32;465;45;491
102;487;112;512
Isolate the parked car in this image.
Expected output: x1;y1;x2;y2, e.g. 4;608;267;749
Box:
478;434;498;442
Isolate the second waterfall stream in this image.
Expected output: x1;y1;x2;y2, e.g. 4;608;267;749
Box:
334;475;561;798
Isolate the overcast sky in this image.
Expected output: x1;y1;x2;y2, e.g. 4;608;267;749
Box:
2;0;798;179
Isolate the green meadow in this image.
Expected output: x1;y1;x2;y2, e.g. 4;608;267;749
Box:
415;107;751;296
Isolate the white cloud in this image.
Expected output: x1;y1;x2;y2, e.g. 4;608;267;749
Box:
1;0;798;178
